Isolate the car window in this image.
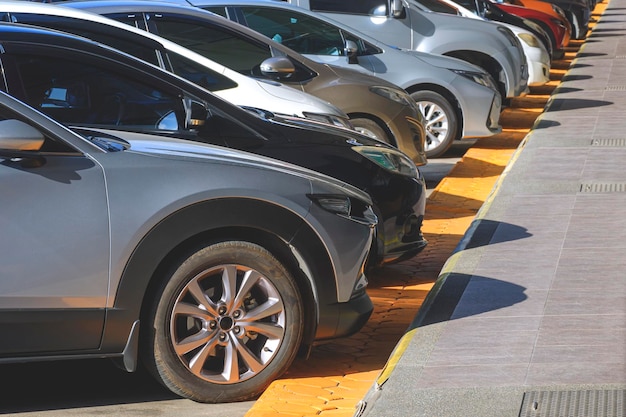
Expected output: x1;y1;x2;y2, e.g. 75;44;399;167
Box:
415;0;460;14
165;51;239;92
203;6;228;18
6;13;160;66
143;13;272;76
13;53;186;130
238;6;381;56
239;7;345;55
309;0;389;15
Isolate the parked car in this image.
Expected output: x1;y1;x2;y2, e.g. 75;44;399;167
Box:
282;0;529;101
0;22;427;268
0;80;377;403
166;0;502;158
442;0;555;57
0;1;356;132
484;0;571;59
425;0;551;86
496;0;588;40
62;0;428;165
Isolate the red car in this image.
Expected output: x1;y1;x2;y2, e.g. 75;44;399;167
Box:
491;1;572;59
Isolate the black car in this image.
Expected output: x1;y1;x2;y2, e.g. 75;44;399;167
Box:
0;22;427;268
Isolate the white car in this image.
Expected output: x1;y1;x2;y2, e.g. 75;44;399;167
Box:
428;0;551;86
0;1;354;129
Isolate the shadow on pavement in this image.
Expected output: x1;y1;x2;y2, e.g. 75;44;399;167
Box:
0;359;177;414
415;274;527;327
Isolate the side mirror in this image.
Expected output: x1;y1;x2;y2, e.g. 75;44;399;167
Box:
0;119;46;167
0;119;45;151
259;57;296;80
345;40;359;64
391;0;404;17
185;100;208;129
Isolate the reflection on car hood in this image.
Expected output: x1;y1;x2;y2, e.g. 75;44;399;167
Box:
266;113;394;149
253;78;348;117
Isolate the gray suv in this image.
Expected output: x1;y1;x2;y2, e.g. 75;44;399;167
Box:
0;86;376;403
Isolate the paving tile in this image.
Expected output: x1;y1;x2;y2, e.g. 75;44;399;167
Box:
414;364;529;388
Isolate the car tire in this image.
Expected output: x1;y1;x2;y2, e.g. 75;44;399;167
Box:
350;117;391;144
411;90;458;158
142;240;304;403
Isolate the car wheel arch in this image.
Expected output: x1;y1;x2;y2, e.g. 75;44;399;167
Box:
101;198;339;356
444;50;507;99
406;83;463;140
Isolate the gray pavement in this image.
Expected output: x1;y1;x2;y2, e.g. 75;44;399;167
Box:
356;1;626;415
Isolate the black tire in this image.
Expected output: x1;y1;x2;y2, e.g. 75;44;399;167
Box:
410;90;458;158
350;117;392;144
142;241;304;403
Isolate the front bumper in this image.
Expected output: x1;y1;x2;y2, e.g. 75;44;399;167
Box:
385;103;428;167
371;169;428;267
451;76;502;138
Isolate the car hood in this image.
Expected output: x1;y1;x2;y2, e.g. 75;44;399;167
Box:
76;126;373;203
263;112;395;149
252;78;347;117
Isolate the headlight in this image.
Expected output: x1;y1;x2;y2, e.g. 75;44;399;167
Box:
353;145;418;178
518;33;540;48
302;112;355;130
497;26;518;47
451;69;498;91
369;86;419;114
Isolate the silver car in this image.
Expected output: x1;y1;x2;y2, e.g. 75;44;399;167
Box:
286;0;529;102
64;0;428;165
188;0;504;158
0;86;376;403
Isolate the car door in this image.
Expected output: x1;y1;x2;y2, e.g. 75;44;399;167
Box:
0;88;110;355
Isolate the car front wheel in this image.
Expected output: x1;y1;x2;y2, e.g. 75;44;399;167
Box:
143;240;304;403
411;90;458;158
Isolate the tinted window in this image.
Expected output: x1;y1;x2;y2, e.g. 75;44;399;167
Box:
309;0;389;16
240;7;344;55
203;6;228;18
415;0;459;14
7;13;160;65
145;13;272;76
14;54;185;130
238;7;381;56
166;52;238;92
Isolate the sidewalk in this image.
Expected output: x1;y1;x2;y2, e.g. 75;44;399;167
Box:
356;0;626;415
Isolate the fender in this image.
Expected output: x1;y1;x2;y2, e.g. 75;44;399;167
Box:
99;198;339;353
